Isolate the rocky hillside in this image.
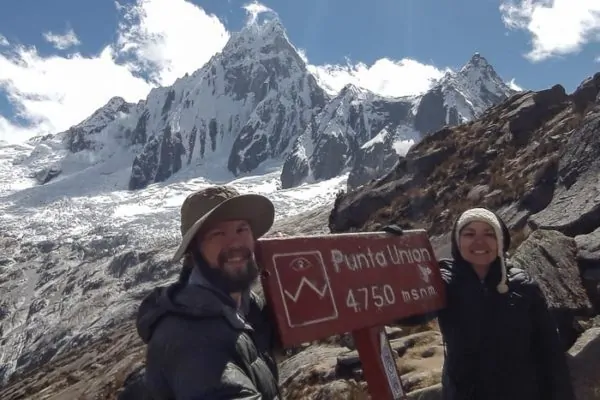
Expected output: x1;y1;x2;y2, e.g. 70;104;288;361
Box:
24;20;515;194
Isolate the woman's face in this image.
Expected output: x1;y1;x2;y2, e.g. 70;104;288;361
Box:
458;221;499;267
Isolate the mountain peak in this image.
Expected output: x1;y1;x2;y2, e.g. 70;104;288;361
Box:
104;96;128;111
226;19;290;52
461;52;492;73
339;83;367;98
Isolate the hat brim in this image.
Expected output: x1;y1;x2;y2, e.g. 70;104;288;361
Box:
172;193;275;262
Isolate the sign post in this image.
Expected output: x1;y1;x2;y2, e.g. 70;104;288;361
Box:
256;229;446;399
353;326;406;399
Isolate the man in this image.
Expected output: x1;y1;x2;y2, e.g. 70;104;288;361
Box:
135;185;281;399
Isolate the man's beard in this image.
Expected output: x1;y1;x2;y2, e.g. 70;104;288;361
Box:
214;246;259;293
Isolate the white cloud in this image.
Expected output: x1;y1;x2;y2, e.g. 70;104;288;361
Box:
43;28;81;50
0;34;8;47
0;47;153;140
0;0;230;142
0;116;42;143
508;78;523;91
114;0;229;86
307;57;448;98
595;56;600;63
242;1;278;25
500;0;600;62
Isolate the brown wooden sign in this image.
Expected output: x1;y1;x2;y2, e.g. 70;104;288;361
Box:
256;229;446;347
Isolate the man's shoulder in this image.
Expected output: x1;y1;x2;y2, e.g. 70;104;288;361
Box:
149;287;235;345
151;311;227;345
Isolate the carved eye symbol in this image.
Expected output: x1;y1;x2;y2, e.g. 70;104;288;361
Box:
290;257;312;272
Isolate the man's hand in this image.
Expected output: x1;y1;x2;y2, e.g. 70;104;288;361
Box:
381;224;403;236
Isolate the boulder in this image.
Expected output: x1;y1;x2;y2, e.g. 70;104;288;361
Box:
511;230;594;348
567;327;600;400
278;345;364;399
571;72;600;113
529;111;600;236
575;227;600;311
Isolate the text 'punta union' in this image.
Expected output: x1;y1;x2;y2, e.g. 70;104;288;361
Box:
330;244;432;273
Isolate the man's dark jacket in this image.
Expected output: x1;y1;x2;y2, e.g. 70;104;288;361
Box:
385;218;575;400
136;269;280;399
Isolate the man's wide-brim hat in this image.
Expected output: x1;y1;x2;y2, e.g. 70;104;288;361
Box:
172;185;275;262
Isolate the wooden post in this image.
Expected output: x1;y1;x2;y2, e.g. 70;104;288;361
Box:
352;326;407;399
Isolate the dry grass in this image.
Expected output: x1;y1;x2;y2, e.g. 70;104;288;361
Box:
284;381;370;400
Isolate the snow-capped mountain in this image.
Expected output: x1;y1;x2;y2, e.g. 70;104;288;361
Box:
0;19;517;385
281;84;419;189
36;19;327;193
24;21;515;195
415;52;515;133
126;21;327;191
283;53;516;190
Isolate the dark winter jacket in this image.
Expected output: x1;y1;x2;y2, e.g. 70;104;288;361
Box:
436;257;575;400
386;218;575;400
136;268;280;399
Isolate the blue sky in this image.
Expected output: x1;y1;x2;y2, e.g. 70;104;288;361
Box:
1;0;599;142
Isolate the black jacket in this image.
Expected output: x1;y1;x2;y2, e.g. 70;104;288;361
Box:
136;273;280;399
436;257;575;400
386;219;575;400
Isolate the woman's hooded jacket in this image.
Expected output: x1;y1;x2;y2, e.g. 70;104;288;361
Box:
387;210;575;400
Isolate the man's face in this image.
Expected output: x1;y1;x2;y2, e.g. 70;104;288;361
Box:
196;219;258;292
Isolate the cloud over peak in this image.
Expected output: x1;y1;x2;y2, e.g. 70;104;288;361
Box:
43;27;81;50
308;57;448;98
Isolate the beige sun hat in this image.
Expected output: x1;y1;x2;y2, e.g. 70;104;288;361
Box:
172;185;275;262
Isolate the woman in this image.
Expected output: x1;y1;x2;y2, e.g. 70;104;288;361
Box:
388;207;575;400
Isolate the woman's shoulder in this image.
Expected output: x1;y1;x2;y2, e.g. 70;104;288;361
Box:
437;258;540;290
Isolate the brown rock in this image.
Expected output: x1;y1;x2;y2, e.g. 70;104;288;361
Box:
568;328;600;400
529;111;600;237
571;72;600;113
512;229;594;348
